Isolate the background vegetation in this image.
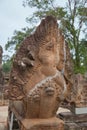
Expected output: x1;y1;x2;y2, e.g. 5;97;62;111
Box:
3;0;87;74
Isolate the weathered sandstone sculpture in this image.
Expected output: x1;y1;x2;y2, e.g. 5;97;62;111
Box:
8;16;73;130
72;74;87;107
0;46;4;92
0;46;3;64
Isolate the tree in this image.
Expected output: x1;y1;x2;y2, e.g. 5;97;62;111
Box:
60;0;87;73
5;0;87;73
6;0;66;52
2;55;12;73
5;27;35;52
23;0;87;74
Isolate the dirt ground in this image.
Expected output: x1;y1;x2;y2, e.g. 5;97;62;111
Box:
0;106;8;130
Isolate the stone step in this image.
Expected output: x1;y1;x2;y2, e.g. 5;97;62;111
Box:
58;112;87;130
78;122;87;130
65;123;81;130
57;112;87;123
65;122;87;130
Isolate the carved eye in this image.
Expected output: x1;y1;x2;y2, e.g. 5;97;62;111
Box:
46;43;54;50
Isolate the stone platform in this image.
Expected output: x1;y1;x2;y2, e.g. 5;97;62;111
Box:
57;112;87;130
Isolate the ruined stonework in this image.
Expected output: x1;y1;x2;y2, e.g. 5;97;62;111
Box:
8;16;73;130
0;46;4;92
72;74;87;107
57;73;87;130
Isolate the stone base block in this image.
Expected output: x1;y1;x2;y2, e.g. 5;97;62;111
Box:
20;117;64;130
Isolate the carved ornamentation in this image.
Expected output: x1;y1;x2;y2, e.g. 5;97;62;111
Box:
8;16;73;130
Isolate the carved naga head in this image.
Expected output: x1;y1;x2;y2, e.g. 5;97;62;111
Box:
22;16;61;71
8;16;69;100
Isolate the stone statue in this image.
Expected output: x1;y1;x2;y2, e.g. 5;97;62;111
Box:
0;45;3;70
72;74;87;107
8;16;72;130
0;46;4;92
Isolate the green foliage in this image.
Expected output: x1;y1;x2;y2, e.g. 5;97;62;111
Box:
5;27;35;52
23;0;87;74
2;55;13;73
24;0;66;24
23;0;55;10
2;59;12;73
73;40;87;74
60;0;87;74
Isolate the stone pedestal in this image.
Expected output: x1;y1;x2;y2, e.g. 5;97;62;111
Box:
20;117;64;130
